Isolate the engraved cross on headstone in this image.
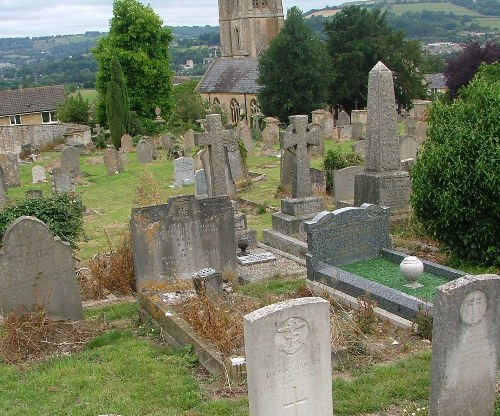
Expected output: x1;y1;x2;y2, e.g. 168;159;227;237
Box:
283;386;309;416
281;115;319;199
194;114;237;196
460;290;487;325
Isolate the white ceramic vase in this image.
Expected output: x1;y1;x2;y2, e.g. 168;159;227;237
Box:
400;256;424;288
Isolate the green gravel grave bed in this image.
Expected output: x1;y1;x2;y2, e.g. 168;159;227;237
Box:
342;257;449;302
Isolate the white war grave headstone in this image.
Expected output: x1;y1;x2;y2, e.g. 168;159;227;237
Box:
429;274;500;416
0;216;83;320
244;297;333;416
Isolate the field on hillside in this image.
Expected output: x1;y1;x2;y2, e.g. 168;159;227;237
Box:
475;16;500;29
386;2;485;16
77;88;98;104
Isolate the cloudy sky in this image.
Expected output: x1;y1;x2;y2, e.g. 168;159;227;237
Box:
0;1;344;38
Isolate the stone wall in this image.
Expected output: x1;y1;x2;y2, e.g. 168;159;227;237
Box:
0;123;90;153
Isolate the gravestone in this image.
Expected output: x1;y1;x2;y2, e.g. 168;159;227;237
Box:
351;110;367;125
0;216;83;320
244;297;333;416
60;146;80;177
410;99;431;120
160;133;173;151
183;129;195;150
195;169;208;197
194;148;205;171
26;189;42;199
262;117;280;152
415;121;428;142
399;134;419;161
120;134;133;151
351;123;363;141
192;268;223;301
429;274;500;416
305;203;391;268
337;110;350;127
136;139;153;164
280;143;294;192
404;117;417;135
32;165;47;183
310;168;326;194
0;153;21;187
227;146;247;185
173;156;195;187
50;167;75;193
333;166;364;208
238;119;253;155
323;111;335;135
194;114;238;197
311;109;326;126
130;195;236;288
103;148;125;175
352;140;366;159
142;136;159;159
308;123;325;157
0;166;6;203
354;62;411;211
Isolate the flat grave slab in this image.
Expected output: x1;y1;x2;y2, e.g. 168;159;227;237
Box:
237;252;276;265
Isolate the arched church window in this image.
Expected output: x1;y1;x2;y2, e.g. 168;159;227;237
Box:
230;99;240;124
252;0;258;7
250;99;261;116
213;97;220;106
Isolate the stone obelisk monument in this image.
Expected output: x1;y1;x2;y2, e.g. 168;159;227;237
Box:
354;61;411;211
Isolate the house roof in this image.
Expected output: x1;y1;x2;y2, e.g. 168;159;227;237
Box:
424;73;447;90
0;85;66;117
196;57;262;95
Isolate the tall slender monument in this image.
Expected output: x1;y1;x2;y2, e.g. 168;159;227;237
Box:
219;0;284;58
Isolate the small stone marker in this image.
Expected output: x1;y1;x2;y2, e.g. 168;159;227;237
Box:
60;146;80;177
0;216;84;320
195;169;208;196
173;156;195;187
0;153;21;187
26;189;43;199
50;167;75;193
237;252;276;265
120;134;133;151
244;297;333;416
429;274;500;416
103;148;124;175
192;268;223;301
281;115;320;199
32;165;46;183
136;139;153;164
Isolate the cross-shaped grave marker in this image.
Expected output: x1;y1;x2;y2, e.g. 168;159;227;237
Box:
283;386;309;416
281;115;320;199
194;114;238;196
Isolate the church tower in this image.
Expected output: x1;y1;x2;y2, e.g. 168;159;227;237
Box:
219;0;284;58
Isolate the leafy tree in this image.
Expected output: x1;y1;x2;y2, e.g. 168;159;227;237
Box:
106;56;130;150
257;7;331;122
324;6;426;111
57;92;89;123
411;63;500;266
93;0;174;125
443;40;500;99
168;80;206;128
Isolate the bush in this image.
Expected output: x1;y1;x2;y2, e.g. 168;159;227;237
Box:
57;92;89;123
411;63;500;266
0;193;85;248
323;148;364;193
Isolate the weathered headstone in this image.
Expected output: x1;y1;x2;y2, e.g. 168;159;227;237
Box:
103;148;125;175
410;99;431;121
136;139;153;164
429;274;500;416
244;297;333;416
337;110;350;127
281;115;320;199
333;166;364;209
142;136;159;159
227;145;247;185
194;114;238;197
238;120;253;155
130;195;237;287
120;134;133;151
305;203;391;268
193;148;205;171
192;268;223;301
354;62;411;211
0;216;83;320
183;129;196;150
0;166;6;203
415;120;428;142
26;189;42;199
404;116;417;135
323;111;335;135
279;144;294;193
0;153;21;187
195;169;208;197
352;140;366;159
308;123;325;157
50;167;75;193
310;168;326;194
160;133;173;151
351;110;367;125
32;165;47;184
351;122;363;141
399;134;419;161
60;146;80;177
173;156;195;187
262;117;280;151
311;109;326;126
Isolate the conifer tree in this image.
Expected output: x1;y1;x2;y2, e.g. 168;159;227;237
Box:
106;56;129;150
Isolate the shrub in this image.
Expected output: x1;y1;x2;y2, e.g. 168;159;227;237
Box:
57;92;89;123
323;148;364;192
0;193;85;248
411;63;500;266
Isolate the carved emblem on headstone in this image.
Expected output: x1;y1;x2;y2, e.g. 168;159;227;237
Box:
275;317;309;355
460;290;487;325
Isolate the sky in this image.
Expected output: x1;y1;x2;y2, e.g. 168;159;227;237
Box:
0;0;344;38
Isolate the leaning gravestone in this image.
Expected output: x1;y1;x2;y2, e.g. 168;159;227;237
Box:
238;119;253;155
262;117;280;152
429;274;500;416
103;148;125;175
173;156;195;187
0;216;83;320
60;146;80;177
0;166;6;203
32;165;46;184
244;297;333;416
50;167;75;193
333;165;364;209
130;195;237;288
354;62;411;211
120;134;133;151
0;153;21;187
195;169;208;197
136;139;153;164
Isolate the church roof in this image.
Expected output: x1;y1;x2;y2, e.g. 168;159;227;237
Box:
196;58;262;95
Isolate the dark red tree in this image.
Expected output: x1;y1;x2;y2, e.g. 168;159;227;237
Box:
444;40;500;99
